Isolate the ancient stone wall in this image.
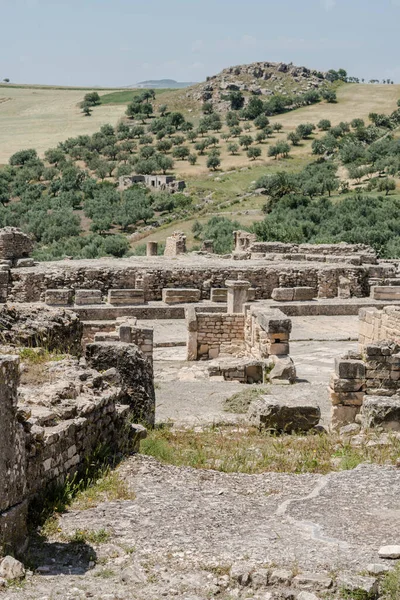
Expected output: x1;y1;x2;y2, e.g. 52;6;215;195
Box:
359;306;400;347
245;305;291;358
194;313;245;359
163;232;186;256
0;228;33;262
0;346;153;553
330;341;400;429
6;259;376;304
248;241;377;265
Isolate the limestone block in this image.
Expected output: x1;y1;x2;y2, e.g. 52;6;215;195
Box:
331;405;360;430
293;286;315;301
210;288;227;302
268;341;289;356
271;287;294;301
336;573;378;599
371;285;400;300
162;288;201;304
45;288;73;306
269;355;296;383
75;289;103;305
330;374;364;392
107;289;145;305
335;358;365;380
248;397;320;432
330;390;364;406
360;395;400;431
15;258;35;268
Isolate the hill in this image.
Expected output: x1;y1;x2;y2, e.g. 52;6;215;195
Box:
184;60;333;112
133;79;197;89
1;63;400;262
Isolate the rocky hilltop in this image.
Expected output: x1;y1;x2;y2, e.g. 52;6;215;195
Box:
186;60;331;111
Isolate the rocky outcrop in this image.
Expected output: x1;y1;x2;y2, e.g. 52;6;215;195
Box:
187;60;329;111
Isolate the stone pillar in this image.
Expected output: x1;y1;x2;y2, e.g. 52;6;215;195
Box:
186;307;198;360
201;240;214;253
146;241;158;256
226;280;251;314
164;232;186;257
0;355;28;554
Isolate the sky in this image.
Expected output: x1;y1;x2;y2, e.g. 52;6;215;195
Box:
1;0;400;87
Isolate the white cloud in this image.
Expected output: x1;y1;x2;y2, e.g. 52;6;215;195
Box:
322;0;336;11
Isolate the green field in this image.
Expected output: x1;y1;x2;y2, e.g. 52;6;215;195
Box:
99;89;173;105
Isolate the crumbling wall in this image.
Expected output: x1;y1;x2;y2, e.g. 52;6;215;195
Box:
194;313;245;359
7;261;375;303
359;306;400;347
0;346;153;554
330;341;400;429
164;232;186;256
0;228;33;262
0;303;82;354
245;305;291;358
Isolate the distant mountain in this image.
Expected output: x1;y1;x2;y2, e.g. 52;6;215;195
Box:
131;79;197;89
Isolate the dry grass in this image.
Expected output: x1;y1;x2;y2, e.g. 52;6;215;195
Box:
140;426;400;475
0;85;128;163
70;467;135;510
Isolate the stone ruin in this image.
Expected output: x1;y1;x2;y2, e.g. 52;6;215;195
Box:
163;231;187;256
0;302;154;554
118;174;186;193
2;226;400;563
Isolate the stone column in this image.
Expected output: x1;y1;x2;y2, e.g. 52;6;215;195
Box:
226;280;251;314
146;241;158;256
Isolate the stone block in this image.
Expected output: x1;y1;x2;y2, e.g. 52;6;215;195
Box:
330;390;365;406
335;358;365;379
210;288;227;302
336;573;378;599
293;286;315;301
331;404;360;430
45;288;73;306
107;289;145;305
248;397;320;432
360;395;400;431
268;341;289;355
330;374;364;392
15;258;34;268
75;289;103;305
269;355;296;383
162;288;201;304
371;285;400;300
271;287;294;301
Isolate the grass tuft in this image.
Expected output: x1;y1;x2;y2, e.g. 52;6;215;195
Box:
140;426;400;475
381;562;400;600
223;386;269;413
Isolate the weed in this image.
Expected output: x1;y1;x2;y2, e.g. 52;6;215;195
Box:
140;426;400;475
66;528;110;545
94;568;115;579
223;386;269;413
18;347;66;364
30;444;133;541
381;561;400;599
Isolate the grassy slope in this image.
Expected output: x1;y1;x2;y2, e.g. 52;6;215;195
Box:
99;88;173;105
0;85;180;164
1;81;400;249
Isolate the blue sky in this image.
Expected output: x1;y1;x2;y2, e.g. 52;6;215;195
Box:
1;0;399;87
